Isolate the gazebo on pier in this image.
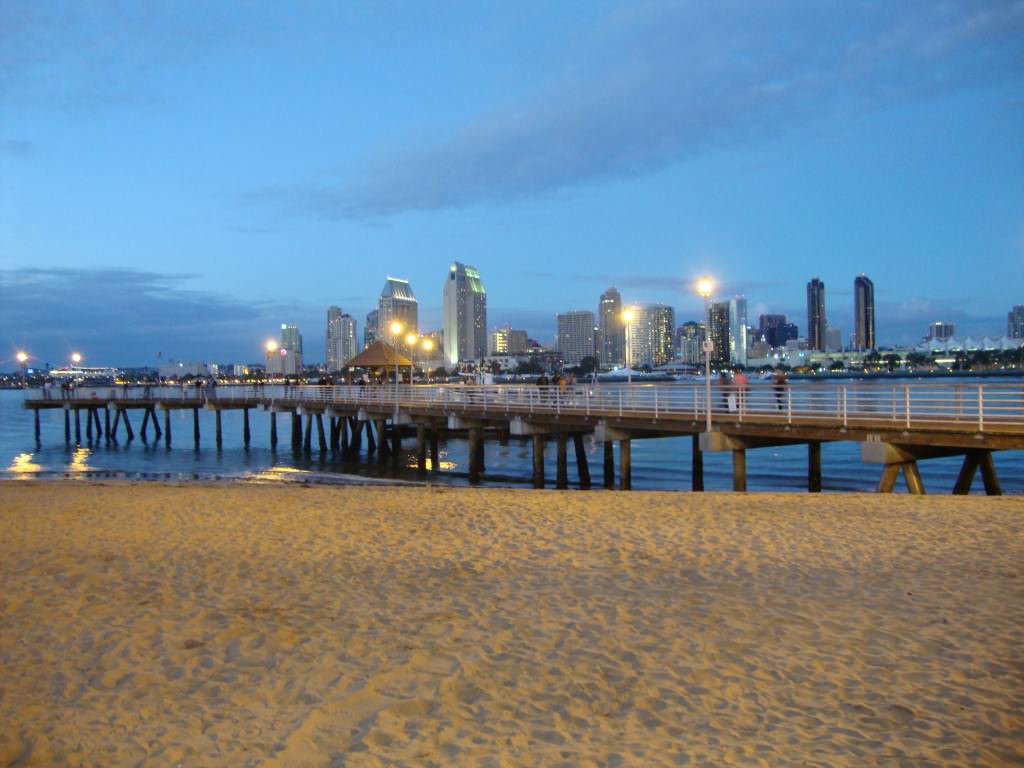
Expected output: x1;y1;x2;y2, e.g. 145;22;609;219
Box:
345;341;413;383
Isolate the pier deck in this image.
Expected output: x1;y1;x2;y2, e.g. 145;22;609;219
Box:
24;381;1024;493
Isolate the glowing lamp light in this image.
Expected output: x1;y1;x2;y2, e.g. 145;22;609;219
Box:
16;351;28;364
697;276;714;298
421;339;434;352
389;321;404;336
265;339;279;353
622;309;634;323
405;332;418;346
70;352;82;364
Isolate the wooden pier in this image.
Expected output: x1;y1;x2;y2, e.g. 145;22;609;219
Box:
23;380;1024;494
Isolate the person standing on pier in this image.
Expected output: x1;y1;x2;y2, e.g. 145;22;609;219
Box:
733;368;749;414
772;368;788;410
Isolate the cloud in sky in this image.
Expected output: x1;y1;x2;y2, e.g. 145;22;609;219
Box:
0;268;320;366
262;0;1024;219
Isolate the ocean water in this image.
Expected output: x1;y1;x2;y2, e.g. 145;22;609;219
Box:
1;385;1021;493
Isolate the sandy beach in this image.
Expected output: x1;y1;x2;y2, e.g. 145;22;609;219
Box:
0;483;1021;766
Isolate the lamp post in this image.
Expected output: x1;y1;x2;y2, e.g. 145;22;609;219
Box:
16;351;28;389
621;309;634;384
697;276;714;432
265;340;279;381
70;352;82;368
389;321;404;421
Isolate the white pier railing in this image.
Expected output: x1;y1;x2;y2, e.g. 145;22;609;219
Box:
25;381;1024;433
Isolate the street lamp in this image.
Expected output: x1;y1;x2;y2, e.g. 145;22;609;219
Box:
70;352;82;367
389;321;404;420
697;276;715;432
16;350;28;388
621;309;634;384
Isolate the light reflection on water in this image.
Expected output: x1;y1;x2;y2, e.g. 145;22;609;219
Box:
8;452;41;475
69;447;91;473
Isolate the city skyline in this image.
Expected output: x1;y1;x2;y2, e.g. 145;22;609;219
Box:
3;3;1022;364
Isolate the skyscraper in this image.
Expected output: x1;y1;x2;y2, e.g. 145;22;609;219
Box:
807;277;827;352
326;306;357;372
708;302;730;365
624;304;675;368
443;262;487;364
759;314;786;347
280;323;303;376
598;287;624;368
1009;306;1024;338
853;274;875;351
929;322;955;340
728;296;748;367
364;309;379;350
378;277;418;339
556;310;596;366
676;322;704;365
489;326;528;355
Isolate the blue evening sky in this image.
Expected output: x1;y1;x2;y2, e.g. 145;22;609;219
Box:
2;1;1022;366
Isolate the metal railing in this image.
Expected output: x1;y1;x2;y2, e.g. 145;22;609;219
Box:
24;381;1024;433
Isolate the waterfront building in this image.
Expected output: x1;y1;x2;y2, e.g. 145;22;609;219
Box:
676;322;704;365
807;277;827;352
1009;306;1024;339
826;326;843;353
326;306;357;372
728;296;748;367
275;323;303;376
929;322;955;341
364;310;379;350
378;277;418;340
556;310;596;366
708;302;730;366
489;325;529;356
759;314;786;347
853;274;876;351
624;303;675;369
443;262;487;364
598;287;624;368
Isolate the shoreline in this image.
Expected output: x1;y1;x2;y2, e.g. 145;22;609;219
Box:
2;483;1022;764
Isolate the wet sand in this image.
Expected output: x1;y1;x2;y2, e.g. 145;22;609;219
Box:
0;482;1021;766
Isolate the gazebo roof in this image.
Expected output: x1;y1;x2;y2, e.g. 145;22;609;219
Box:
346;341;412;369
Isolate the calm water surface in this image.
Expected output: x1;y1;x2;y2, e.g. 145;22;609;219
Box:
1;385;1021;493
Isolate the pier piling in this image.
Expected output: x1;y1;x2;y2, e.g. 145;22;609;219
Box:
532;434;545;488
270;412;278;449
573;434;591;489
556;434;568;489
691;434;704;492
732;448;747;492
808;441;822;493
619;440;632;491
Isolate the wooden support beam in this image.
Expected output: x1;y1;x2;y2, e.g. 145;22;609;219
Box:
556;434;568;489
104;407;111;444
603;441;615;489
619;439;631;491
979;452;1002;496
468;427;483;481
34;408;40;442
214;410;222;449
74;408;81;445
316;414;327;453
93;408;102;439
350;418;363;453
364;419;376;454
86;407;93;442
953;453;979;494
64;408;71;444
151;407;162;440
291;413;301;451
270;412;278;450
691;433;703;492
193;407;200;448
164;407;172;448
391;421;401;466
339;417;349;452
140;407;150;441
303;415;313;454
329;418;339;452
243;408;251;447
429;430;439;472
808;441;822;493
123;409;135;441
903;461;925;495
417;424;427;471
573;434;591;489
877;464;899;493
110;409;120;442
732;448;747;492
532;434;545;489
